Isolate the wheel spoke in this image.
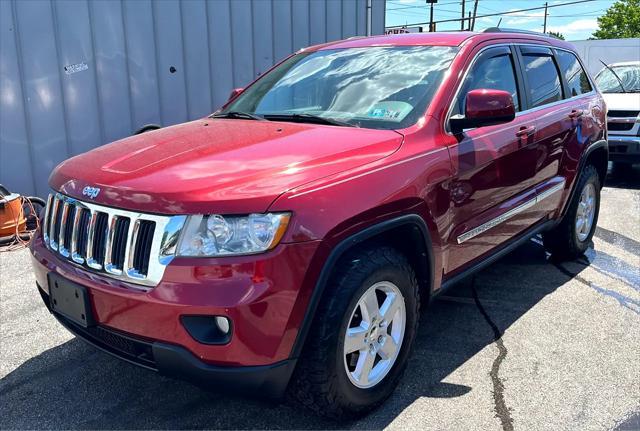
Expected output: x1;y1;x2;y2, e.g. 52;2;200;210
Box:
359;288;380;323
380;292;400;322
576;217;585;233
578;202;586;216
353;349;376;385
345;325;368;354
343;281;407;389
378;337;398;360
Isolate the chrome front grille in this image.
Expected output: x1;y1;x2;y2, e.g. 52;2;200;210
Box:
43;193;185;288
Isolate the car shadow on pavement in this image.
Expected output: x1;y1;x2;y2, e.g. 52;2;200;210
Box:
0;239;590;430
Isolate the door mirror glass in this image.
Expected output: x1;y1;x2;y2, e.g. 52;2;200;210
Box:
228;87;244;102
450;88;516;134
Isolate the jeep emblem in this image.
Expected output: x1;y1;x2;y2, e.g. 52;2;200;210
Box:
82;186;101;199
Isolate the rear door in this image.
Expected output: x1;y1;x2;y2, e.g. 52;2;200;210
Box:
446;45;542;273
517;45;597;213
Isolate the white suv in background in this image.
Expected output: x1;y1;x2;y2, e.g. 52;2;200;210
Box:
595;61;640;166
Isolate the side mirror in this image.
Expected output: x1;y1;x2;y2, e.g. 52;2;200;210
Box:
450;89;516;134
228;87;244;102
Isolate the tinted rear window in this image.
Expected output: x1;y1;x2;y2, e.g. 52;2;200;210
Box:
556;50;592;97
521;54;563;108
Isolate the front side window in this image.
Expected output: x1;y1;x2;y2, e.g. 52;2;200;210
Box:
220;46;459;130
521;53;563;108
595;64;640;93
556;50;593;97
452;50;520;116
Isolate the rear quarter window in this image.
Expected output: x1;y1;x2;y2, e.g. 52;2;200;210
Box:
521;53;563;108
556;50;592;97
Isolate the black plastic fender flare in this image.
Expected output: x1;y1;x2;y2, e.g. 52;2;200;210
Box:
289;213;435;359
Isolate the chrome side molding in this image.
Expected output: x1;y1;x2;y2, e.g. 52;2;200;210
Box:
457;179;566;244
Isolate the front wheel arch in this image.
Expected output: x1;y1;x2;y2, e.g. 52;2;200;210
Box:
289;214;434;360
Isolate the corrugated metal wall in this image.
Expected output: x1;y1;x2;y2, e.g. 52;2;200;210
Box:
0;0;386;197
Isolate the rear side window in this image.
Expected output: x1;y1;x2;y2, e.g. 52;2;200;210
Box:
521;53;562;108
556;50;593;97
453;49;520;116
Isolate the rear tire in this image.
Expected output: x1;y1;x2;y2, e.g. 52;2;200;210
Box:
288;246;420;419
543;164;600;261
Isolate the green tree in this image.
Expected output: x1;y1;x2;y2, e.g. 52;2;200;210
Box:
547;31;565;40
592;0;640;39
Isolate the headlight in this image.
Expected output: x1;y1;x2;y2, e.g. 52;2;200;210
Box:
177;213;291;257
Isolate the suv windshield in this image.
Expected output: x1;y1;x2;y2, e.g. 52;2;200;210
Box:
219;46;459;130
595;65;640;93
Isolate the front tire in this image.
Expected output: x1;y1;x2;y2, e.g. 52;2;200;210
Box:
288;246;420;419
543;164;601;260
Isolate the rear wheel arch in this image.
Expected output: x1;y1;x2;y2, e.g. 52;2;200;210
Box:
289;214;435;359
584;144;608;188
561;139;608;218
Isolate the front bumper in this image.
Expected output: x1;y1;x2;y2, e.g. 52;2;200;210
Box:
608;135;640;164
30;235;321;369
37;284;296;397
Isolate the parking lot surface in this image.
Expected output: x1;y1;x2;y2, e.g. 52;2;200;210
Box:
1;167;639;430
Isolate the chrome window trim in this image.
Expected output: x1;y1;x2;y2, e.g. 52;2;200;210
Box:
456;179;566;244
43;192;186;289
443;42;597;136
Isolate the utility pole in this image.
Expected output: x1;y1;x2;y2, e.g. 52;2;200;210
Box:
460;0;465;31
427;0;438;32
468;12;472;30
471;0;479;31
543;1;548;33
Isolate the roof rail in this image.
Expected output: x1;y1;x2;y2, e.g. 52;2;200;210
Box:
483;27;561;39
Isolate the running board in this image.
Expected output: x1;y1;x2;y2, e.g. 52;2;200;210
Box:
440;219;556;292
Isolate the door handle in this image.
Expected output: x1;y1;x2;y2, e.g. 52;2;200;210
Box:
568;109;584;119
515;125;536;137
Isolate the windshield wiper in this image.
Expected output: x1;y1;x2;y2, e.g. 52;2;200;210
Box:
263;113;356;127
210;111;265;121
599;60;627;93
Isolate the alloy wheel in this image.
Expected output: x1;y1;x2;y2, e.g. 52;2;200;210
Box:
575;182;596;242
343;281;406;389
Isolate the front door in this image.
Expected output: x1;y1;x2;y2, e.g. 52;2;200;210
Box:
445;45;541;273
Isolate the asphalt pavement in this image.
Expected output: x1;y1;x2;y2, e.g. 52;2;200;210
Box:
1;165;639;430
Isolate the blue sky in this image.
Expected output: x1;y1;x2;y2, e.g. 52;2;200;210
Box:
385;0;616;41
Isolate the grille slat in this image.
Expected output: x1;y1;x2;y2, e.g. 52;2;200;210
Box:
92;212;109;267
133;221;155;276
42;193;179;287
43;194;54;243
49;197;63;251
62;204;76;256
607;122;635;132
109;217;130;271
608;110;639;118
74;208;91;260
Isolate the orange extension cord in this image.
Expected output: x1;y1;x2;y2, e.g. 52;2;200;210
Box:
0;196;40;253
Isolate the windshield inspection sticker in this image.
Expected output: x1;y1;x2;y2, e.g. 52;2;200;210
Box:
367;101;413;122
64;62;88;75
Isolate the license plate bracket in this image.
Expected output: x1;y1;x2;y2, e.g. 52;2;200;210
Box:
48;273;95;327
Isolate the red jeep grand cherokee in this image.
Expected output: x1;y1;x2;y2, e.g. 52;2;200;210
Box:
30;30;607;417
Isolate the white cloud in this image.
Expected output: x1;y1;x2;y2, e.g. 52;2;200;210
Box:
547;18;598;35
503;16;545;26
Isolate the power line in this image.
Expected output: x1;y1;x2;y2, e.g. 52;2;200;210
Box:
386;0;461;10
386;0;597;28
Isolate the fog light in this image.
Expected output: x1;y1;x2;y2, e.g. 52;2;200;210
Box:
215;316;230;334
181;315;232;345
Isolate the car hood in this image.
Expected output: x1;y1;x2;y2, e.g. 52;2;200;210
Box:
602;93;640;111
50;119;403;214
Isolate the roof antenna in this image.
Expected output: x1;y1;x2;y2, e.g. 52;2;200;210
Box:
496;18;502;28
